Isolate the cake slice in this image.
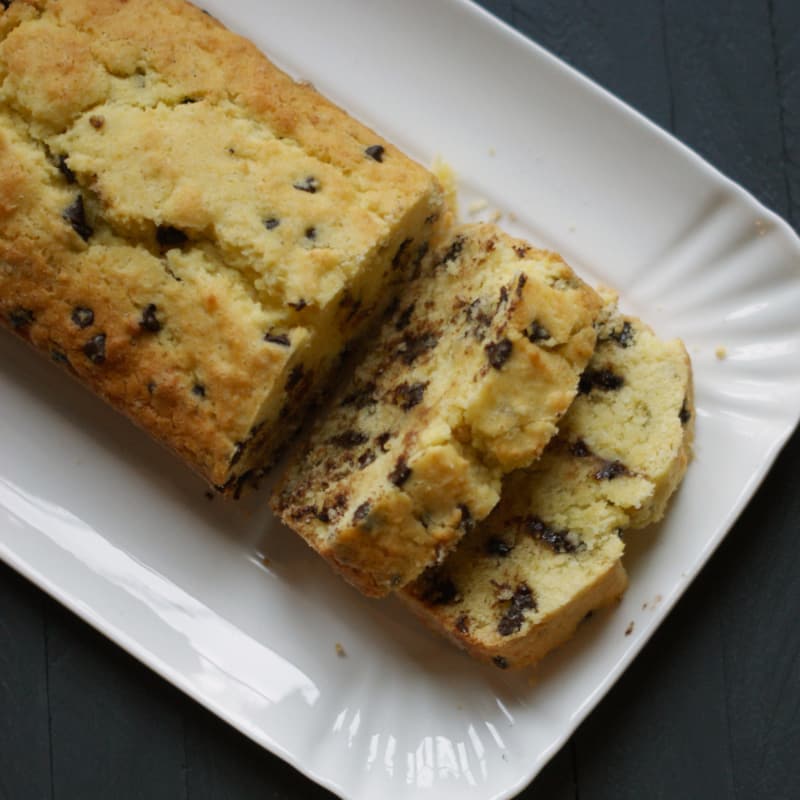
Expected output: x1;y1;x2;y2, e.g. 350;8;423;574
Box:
272;224;602;596
0;0;442;492
403;296;694;668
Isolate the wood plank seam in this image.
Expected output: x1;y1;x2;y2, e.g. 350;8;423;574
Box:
767;0;796;226
43;605;56;800
661;0;677;131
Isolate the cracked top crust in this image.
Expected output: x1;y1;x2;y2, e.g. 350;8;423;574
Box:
0;0;442;489
272;224;602;597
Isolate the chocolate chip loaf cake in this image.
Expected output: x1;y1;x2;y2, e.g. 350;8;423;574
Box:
272;224;602;596
0;0;442;492
403;296;694;668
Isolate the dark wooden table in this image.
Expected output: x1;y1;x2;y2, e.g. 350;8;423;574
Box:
2;2;799;798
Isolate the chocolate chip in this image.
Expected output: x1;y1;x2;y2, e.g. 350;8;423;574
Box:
499;285;509;305
89;115;105;129
609;321;635;348
526;321;551;343
578;368;624;394
156;226;188;248
264;217;280;230
389;457;411;487
514;245;529;259
398;330;439;364
56;155;76;184
51;350;69;366
375;432;392;452
290;504;317;522
329;430;369;449
305;226;317;240
340;382;377;409
595;459;630;481
286;365;304;391
411;242;429;278
493;656;509;669
439;235;466;266
486;338;513;369
192;383;206;397
458;504;475;534
365;144;385;162
425;213;439;225
83;333;106;364
293;176;319;193
570;439;592;458
465;299;495;341
395;303;416;331
679;399;692;425
264;331;291;347
71;306;94;328
63;195;93;241
392;381;428;411
527;516;580;554
353;502;371;523
9;308;34;329
357;450;376;469
417;568;460;605
516;273;528;297
486;537;514;557
147;381;156;394
456;614;470;634
180;97;197;104
139;303;161;333
497;583;536;636
318;493;348;523
288;299;307;311
392;238;412;270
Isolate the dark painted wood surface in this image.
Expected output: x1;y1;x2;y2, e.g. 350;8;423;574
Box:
2;1;799;798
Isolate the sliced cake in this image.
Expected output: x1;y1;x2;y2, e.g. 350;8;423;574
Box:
272;224;602;596
403;296;694;667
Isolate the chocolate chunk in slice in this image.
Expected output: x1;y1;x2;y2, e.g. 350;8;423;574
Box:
63;196;93;241
83;333;106;364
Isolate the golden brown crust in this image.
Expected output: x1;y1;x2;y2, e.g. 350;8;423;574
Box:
0;0;442;490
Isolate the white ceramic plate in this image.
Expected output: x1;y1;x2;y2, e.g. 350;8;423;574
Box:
2;1;800;798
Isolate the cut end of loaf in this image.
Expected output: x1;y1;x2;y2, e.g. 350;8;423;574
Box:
272;224;603;595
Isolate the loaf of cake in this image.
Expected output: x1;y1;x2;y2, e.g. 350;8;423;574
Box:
403;296;694;668
272;224;602;596
0;0;442;492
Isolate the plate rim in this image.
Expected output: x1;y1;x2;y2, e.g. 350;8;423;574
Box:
1;1;799;798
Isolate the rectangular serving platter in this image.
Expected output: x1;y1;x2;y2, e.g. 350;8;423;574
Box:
2;1;800;798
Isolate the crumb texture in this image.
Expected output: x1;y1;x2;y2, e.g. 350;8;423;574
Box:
0;0;441;489
273;223;602;596
403;295;694;667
